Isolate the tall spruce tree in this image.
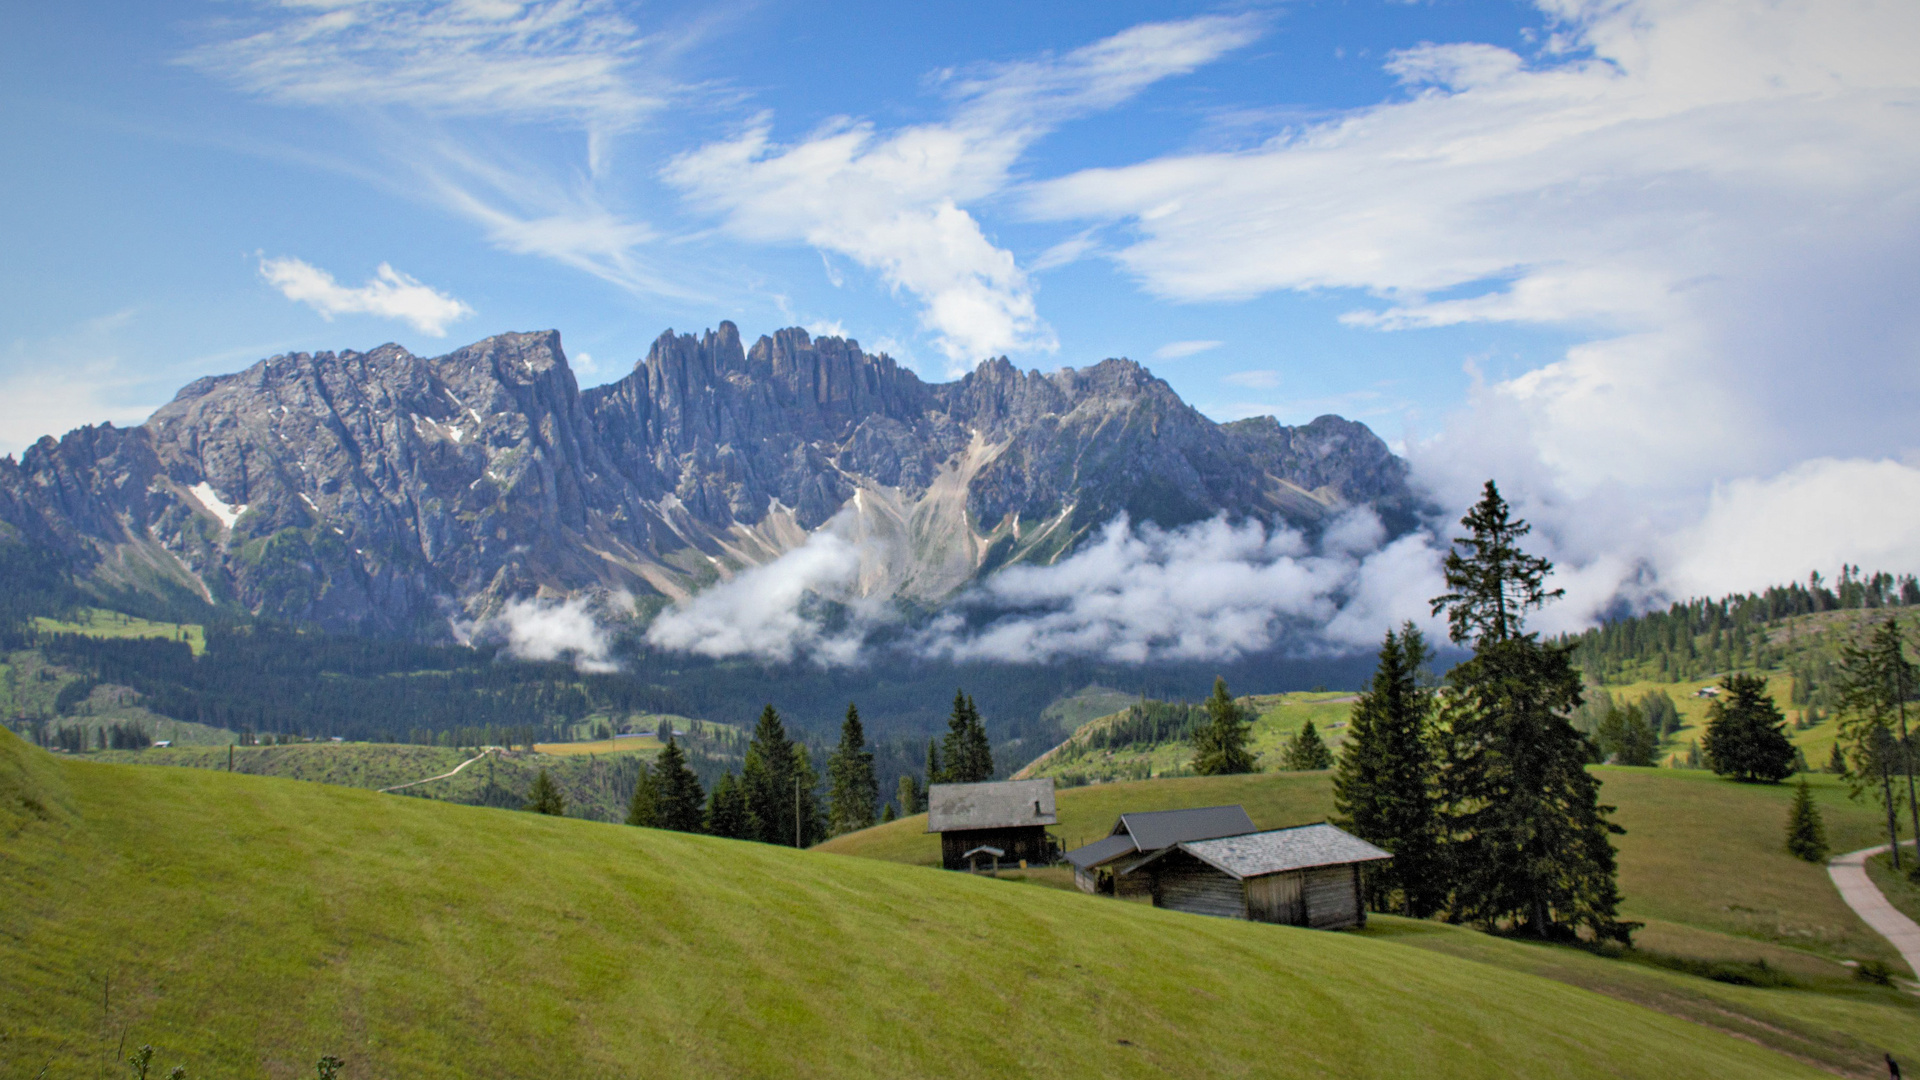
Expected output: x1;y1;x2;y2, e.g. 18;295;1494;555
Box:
924;738;944;787
827;703;879;836
626;760;660;827
1835;618;1916;871
1595;704;1660;767
742;704;801;846
1431;480;1629;941
1785;778;1829;863
793;744;825;847
897;772;920;816
653;738;707;832
1191;676;1255;775
1834;616;1918;872
1335;623;1444;916
1282;720;1334;771
524;769;566;816
1700;673;1796;782
939;690;994;783
704;771;751;839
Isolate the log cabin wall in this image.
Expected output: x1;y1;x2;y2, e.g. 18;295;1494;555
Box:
1303;865;1363;929
1245;871;1305;924
1150;853;1248;919
939;825;1052;870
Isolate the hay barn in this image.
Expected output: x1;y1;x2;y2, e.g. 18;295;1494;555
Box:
925;778;1058;870
1062;805;1256;898
1134;823;1391;929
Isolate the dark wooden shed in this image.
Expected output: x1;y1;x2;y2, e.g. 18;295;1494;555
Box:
926;778;1058;870
1134;824;1391;929
1061;805;1256;898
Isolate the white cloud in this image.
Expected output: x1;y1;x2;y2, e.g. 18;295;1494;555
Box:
260;256;474;336
644;529;874;665
666;16;1258;370
1026;0;1920;496
1663;458;1920;600
1154;339;1224;360
182;0;662;128
1222;369;1280;390
491;596;618;672
921;511;1446;664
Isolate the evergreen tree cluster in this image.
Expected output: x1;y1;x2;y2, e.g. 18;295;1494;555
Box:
1832;616;1919;874
927;690;994;784
1561;566;1920;685
1280;720;1333;771
1700;673;1798;782
1338;482;1630;941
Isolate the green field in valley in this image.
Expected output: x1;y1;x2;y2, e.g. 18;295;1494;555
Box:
1016;691;1357;783
1;727;1886;1080
820;766;1920;1074
31;607;208;656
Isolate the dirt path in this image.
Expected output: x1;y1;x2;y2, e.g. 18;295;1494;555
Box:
1828;843;1920;978
379;747;500;794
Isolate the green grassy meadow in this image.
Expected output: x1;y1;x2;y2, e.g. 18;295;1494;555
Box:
0;728;1861;1080
32;607;208;656
1018;691;1357;783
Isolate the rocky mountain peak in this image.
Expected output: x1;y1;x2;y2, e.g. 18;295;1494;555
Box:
0;323;1421;636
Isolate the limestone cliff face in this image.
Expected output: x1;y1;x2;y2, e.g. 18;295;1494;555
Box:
0;323;1417;635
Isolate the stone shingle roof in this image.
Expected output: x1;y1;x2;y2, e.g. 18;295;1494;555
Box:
926;779;1057;832
1173;824;1391;880
1118;805;1257;851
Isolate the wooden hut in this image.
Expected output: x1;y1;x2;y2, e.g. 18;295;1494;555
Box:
1133;823;1390;929
926;778;1058;870
1062;805;1256;899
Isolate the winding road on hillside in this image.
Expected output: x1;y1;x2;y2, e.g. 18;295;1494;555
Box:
379;747;501;794
1828;844;1920;978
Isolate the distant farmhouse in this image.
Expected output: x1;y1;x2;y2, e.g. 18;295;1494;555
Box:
926;778;1058;871
1063;805;1257;898
1133;823;1391;929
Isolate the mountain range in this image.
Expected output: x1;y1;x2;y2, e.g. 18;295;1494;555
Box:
0;324;1417;637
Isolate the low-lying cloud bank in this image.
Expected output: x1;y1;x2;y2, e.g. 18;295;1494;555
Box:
640;508;1450;667
459;595;623;673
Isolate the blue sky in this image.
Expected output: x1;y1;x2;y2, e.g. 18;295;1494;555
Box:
5;0;1920;622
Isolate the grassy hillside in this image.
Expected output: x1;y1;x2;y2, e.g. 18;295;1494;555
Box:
91;742;656;822
1017;692;1356;783
33;607;207;655
0;728;1872;1080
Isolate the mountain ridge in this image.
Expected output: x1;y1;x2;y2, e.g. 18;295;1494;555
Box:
0;323;1418;637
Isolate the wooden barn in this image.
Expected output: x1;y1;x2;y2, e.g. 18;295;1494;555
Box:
1062;805;1256;899
926;778;1059;871
1133;823;1391;929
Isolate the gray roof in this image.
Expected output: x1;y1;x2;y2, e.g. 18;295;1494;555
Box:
1117;805;1257;850
1063;833;1138;870
1161;824;1391;880
926;778;1057;833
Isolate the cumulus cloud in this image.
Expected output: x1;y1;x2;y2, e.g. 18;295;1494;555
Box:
259;256;474;336
644;531;874;665
665;16;1258;370
1024;0;1920;606
487;596;618;673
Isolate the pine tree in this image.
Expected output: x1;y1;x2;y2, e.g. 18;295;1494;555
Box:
897;772;920;816
1834;616;1918;872
1700;673;1796;782
1191;676;1255;775
742;704;801;846
881;802;897;823
1335;623;1444;916
653;738;706;832
1826;741;1846;774
1431;480;1628;942
939;690;994;783
826;703;879;836
924;738;944;787
1595;704;1659;767
626;760;659;827
1785;778;1829;863
1282;720;1334;771
704;771;751;839
793;744;824;847
524;769;566;816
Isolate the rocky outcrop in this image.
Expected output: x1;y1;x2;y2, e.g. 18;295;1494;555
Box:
0;323;1420;635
